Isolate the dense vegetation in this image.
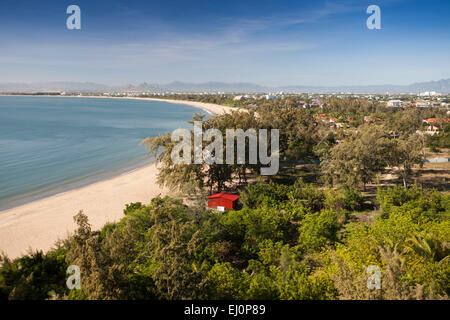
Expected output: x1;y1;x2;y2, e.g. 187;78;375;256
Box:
1;184;448;300
1;96;448;300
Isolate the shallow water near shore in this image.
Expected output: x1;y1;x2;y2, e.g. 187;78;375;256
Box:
0;96;200;212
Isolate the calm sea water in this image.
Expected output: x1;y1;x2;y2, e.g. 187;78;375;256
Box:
0;96;202;211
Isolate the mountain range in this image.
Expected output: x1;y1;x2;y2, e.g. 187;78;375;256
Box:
1;79;449;94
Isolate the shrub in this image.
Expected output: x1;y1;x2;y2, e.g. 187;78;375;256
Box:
0;249;68;300
298;210;341;251
325;189;365;212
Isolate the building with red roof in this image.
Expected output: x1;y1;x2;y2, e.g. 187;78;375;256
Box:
208;192;240;211
423;118;438;124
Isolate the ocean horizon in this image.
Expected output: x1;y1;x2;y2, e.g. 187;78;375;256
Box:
0;96;201;212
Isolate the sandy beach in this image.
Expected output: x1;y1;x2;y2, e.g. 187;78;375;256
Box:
0;97;236;259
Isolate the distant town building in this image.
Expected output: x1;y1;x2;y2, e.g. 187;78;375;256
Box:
364;116;383;123
423;118;438;125
311;98;322;107
419;91;441;97
387;99;403;107
415;101;429;108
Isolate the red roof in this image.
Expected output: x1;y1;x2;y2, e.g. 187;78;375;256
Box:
208;192;240;201
424;118;437;124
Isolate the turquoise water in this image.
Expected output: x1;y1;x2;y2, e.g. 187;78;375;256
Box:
0;96;201;211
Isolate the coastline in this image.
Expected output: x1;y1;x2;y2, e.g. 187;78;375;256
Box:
0;94;238;115
0;96;237;259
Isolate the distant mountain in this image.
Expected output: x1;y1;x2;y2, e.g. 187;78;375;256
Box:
278;79;450;94
1;78;449;94
404;79;450;93
123;79;450;94
277;84;399;94
163;81;267;92
0;82;114;92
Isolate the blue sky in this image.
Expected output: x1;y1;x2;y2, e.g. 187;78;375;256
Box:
0;0;449;86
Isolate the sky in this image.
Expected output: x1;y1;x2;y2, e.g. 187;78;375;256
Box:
0;0;449;86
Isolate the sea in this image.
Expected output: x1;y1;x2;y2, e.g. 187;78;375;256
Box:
0;96;203;211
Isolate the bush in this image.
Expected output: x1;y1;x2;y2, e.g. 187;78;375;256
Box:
377;186;449;220
239;181;291;209
325;189;365;212
323;186;450;299
123;202;143;215
377;186;422;218
429;145;440;153
298;210;341;251
342;189;365;211
0;249;68;300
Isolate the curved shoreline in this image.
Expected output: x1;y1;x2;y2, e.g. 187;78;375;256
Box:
0;97;237;259
0;94;238;115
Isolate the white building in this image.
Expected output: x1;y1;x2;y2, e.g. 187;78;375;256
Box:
415;102;429;108
419;91;441;97
387;99;403;107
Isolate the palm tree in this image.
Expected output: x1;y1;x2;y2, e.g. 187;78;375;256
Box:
403;233;449;264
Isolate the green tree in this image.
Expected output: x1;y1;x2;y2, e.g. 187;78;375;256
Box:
389;108;422;137
390;134;424;188
321;124;391;191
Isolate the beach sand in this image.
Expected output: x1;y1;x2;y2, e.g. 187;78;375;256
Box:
0;98;237;259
